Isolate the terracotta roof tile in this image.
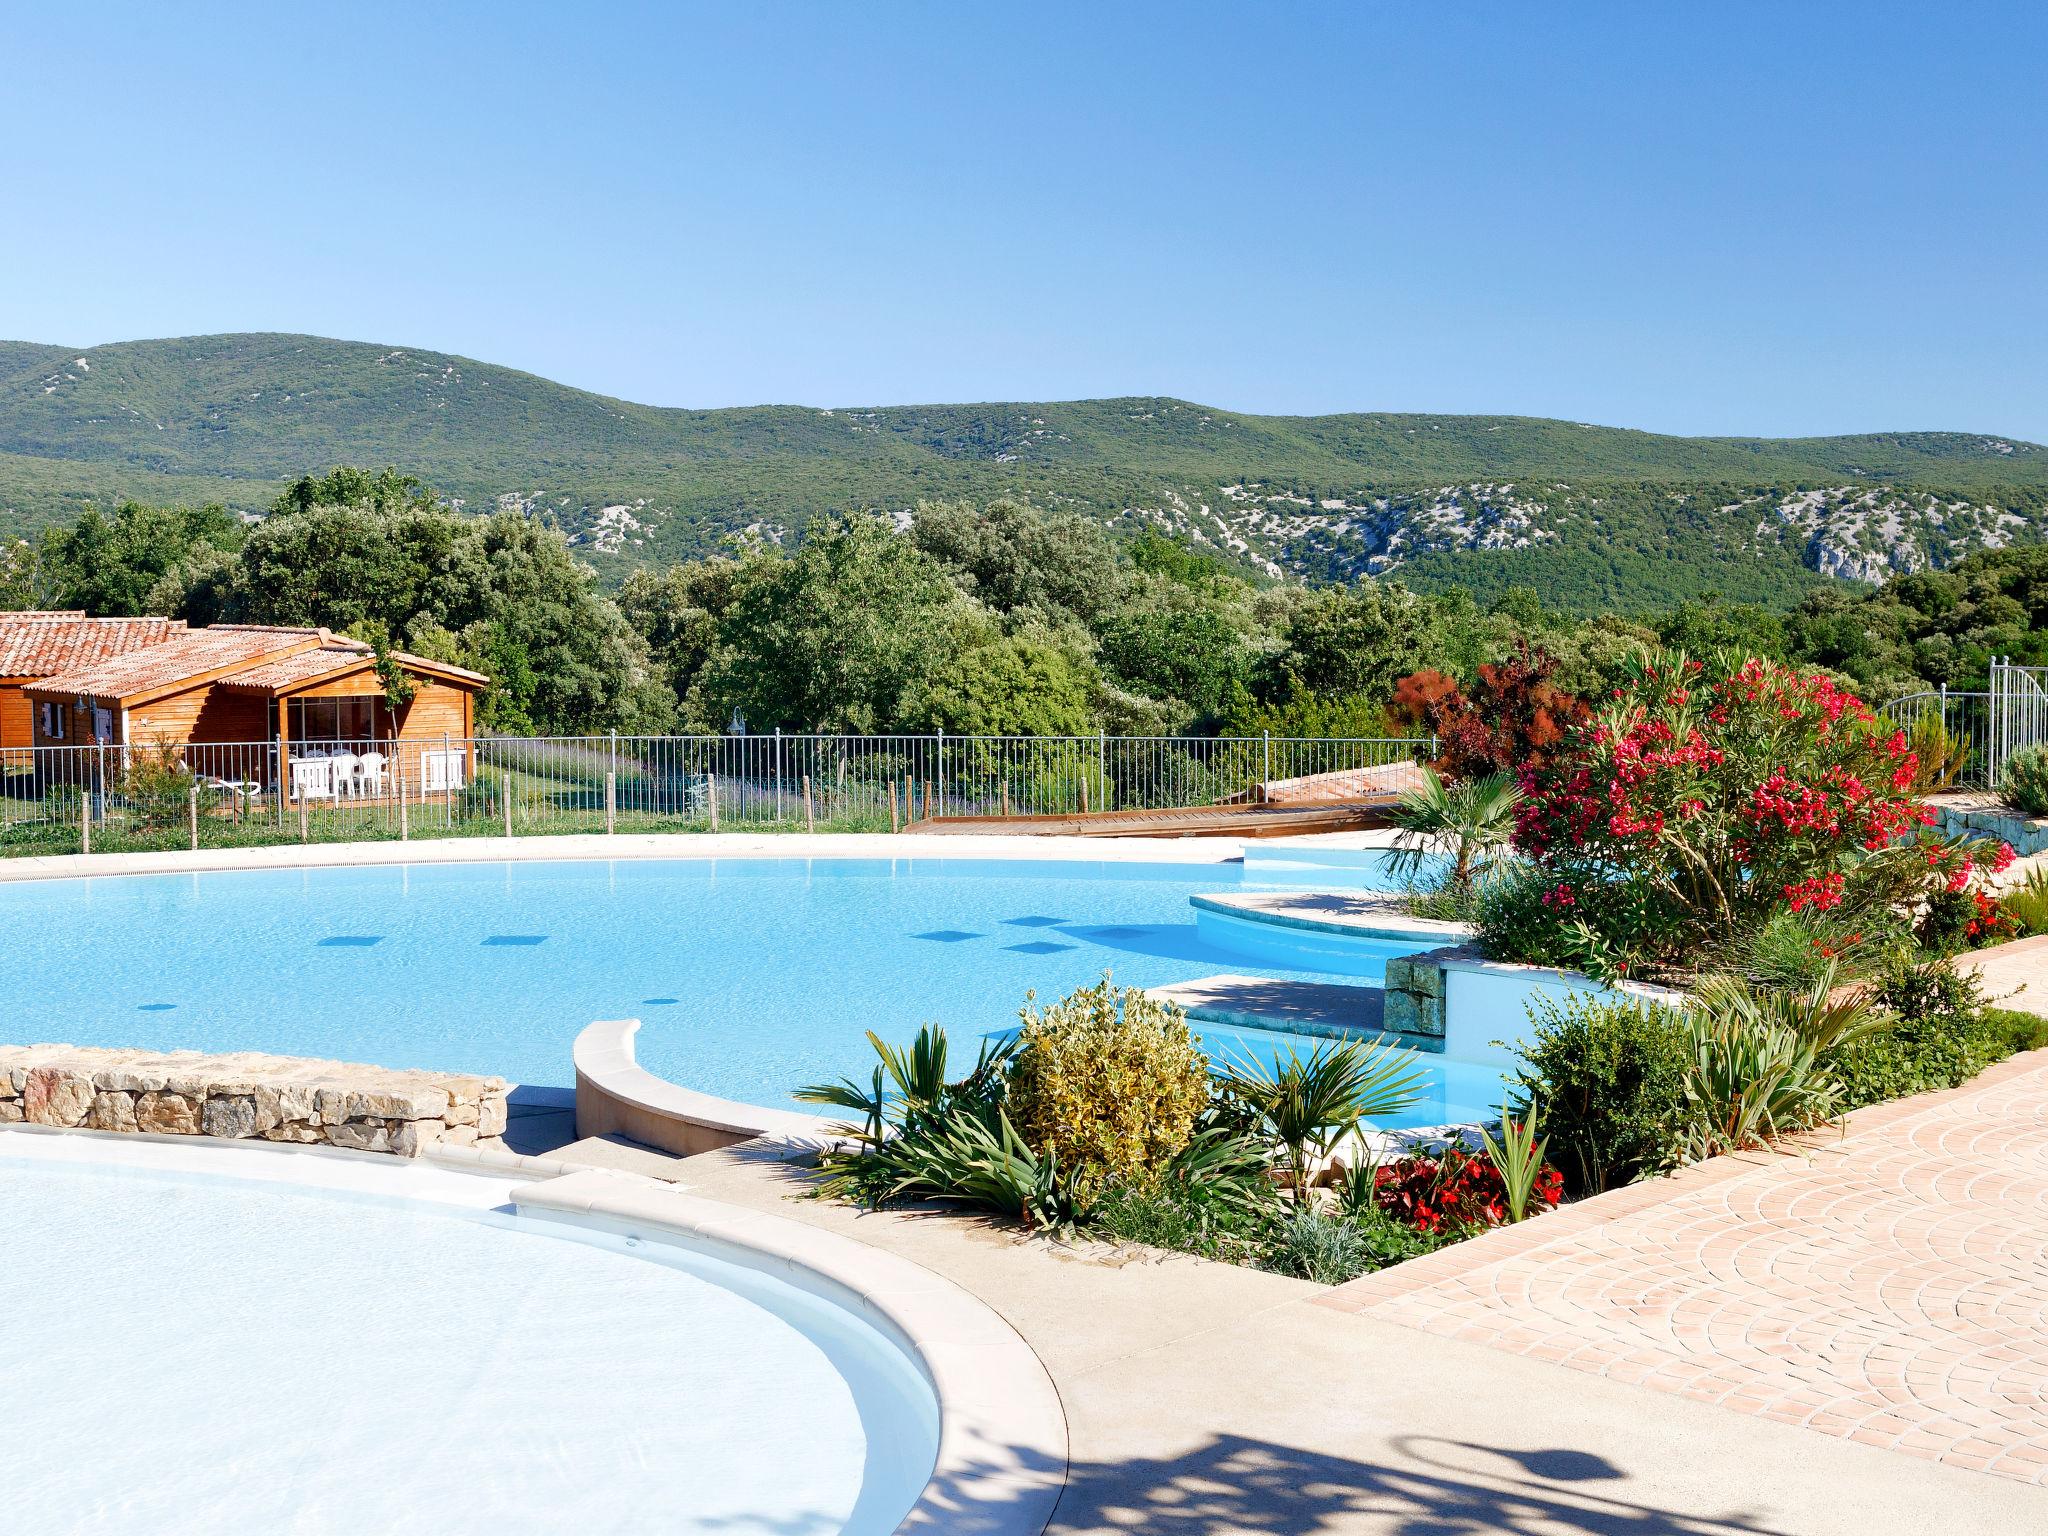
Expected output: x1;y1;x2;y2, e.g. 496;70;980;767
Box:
31;627;327;700
216;645;376;691
0;616;187;678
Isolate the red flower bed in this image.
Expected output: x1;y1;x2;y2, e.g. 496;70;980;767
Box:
1373;1145;1564;1233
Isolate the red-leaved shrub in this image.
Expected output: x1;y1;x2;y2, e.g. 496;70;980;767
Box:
1390;642;1592;782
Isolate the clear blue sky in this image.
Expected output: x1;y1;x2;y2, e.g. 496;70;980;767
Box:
6;2;2044;440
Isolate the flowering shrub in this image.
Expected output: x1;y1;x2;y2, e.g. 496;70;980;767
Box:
1389;642;1593;782
1372;1144;1563;1233
1491;651;2012;973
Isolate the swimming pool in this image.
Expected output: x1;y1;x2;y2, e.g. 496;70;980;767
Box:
0;855;1511;1126
3;1144;939;1535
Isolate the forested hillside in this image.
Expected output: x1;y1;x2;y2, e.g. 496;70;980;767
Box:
2;334;2043;613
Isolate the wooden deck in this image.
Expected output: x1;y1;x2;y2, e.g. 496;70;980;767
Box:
909;799;1399;838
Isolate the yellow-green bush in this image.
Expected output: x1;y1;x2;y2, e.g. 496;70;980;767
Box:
1006;975;1210;1197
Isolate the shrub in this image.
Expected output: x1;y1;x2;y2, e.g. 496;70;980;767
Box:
1389;641;1593;782
2003;746;2048;817
1679;1010;1838;1159
1903;709;1973;794
119;739;196;831
1513;994;1693;1194
1495;650;2011;974
1268;1207;1375;1284
2002;867;2048;937
1725;908;1890;992
1822;955;2032;1110
1006;976;1210;1198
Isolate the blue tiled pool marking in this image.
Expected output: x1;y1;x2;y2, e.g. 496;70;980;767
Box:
0;855;1511;1128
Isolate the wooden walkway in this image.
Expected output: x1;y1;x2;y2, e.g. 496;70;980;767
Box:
911;800;1398;839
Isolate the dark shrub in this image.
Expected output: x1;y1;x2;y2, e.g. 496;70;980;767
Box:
1825;956;2043;1109
1512;994;1693;1195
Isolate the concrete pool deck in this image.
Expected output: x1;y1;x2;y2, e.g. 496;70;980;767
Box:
0;828;1404;885
610;1131;2048;1535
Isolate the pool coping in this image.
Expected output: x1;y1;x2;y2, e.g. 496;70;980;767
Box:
573;1016;840;1157
0;828;1398;886
1188;889;1474;942
3;1124;1069;1536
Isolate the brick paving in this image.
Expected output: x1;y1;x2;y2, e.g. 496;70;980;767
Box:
1320;1049;2048;1486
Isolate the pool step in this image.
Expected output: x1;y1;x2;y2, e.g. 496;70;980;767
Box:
1188;890;1469;979
1240;842;1401;888
1148;973;1441;1051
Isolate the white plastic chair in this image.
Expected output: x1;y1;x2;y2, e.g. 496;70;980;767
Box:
328;752;360;797
356;752;388;796
290;757;336;801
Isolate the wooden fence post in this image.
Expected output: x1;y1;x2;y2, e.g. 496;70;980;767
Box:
1001;781;1010;818
802;773;814;833
299;794;309;843
925;779;936;823
80;788;90;855
503;774;514;838
1080;777;1090;815
606;771;617;835
399;764;409;841
189;785;199;851
707;771;719;831
890;779;900;834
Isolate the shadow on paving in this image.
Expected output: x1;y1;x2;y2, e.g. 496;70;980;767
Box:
928;1433;1790;1536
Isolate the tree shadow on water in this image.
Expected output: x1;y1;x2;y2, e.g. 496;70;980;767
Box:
915;1432;1793;1536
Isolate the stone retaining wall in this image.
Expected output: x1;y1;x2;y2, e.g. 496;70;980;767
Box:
0;1044;507;1156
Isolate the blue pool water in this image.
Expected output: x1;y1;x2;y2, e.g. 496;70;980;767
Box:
0;856;1512;1126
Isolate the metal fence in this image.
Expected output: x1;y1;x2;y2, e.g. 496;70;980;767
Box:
1990;656;2048;788
0;731;1433;857
1883;658;2048;791
1880;689;1994;789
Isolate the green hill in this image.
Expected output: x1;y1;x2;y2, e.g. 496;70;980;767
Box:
2;332;2043;612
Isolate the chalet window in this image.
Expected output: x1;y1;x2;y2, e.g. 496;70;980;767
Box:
40;702;67;740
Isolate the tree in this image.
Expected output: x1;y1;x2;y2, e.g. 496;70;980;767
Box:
39;500;242;615
1255;584;1444;708
910;496;1128;623
899;622;1099;737
690;516;971;731
225;473;668;734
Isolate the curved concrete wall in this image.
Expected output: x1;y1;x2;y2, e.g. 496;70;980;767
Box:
573;1017;831;1157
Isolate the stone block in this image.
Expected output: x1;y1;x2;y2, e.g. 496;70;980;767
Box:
23;1067;96;1127
201;1095;258;1139
86;1091;138;1133
0;1101;23;1123
93;1063;170;1093
341;1086;450;1122
324;1120;393;1153
135;1091;200;1135
390;1119;446;1157
476;1095;508;1138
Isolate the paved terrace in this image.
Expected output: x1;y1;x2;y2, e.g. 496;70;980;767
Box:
1322;1048;2048;1491
523;1107;2048;1536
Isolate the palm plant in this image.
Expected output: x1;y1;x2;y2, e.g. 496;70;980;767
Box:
1677;968;1867;1158
1215;1037;1424;1201
1384;766;1522;896
796;1022;1015;1143
1478;1101;1550;1223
